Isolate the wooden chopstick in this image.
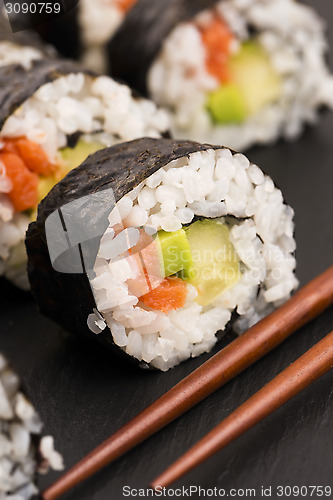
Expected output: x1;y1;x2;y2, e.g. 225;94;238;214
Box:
151;329;333;489
41;266;333;500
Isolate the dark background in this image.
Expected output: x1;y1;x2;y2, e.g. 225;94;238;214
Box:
0;1;332;498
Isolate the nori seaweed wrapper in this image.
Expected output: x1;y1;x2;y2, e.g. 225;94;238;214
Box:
0;58;95;129
108;0;221;95
32;4;80;61
26;138;221;367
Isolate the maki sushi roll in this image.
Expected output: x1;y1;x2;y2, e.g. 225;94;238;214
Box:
0;352;63;498
26;138;298;371
0;58;169;289
79;0;137;72
20;0;137;73
109;0;333;150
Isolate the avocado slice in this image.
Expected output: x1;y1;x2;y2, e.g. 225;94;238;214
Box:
59;140;104;174
155;229;192;278
229;41;281;115
207;84;247;124
184;219;240;306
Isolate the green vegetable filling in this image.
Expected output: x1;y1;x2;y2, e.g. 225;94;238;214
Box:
29;140;105;221
155;229;192;278
156;219;241;306
59;139;105;174
206;40;282;125
207;84;247;124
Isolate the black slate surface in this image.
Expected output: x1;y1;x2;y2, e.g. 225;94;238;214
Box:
0;1;333;498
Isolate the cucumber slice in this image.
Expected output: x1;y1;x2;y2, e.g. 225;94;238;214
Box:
229;41;282;115
184;219;240;306
206;41;282;124
155;229;192;277
207;84;247;124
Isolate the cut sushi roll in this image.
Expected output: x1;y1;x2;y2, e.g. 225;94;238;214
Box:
0;352;63;498
22;0;137;73
109;0;333;150
79;0;137;72
26;138;298;371
0;58;169;289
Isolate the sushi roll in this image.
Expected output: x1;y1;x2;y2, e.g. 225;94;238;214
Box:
109;0;333;150
26;138;298;371
0;352;63;498
0;57;169;290
78;0;137;72
20;0;137;73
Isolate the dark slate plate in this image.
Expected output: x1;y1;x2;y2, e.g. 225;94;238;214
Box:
0;0;332;498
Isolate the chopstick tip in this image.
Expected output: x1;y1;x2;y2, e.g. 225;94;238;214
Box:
150;479;165;491
150;468;177;491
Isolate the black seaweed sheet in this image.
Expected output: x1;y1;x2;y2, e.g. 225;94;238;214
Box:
108;0;221;95
32;5;80;61
26;138;223;367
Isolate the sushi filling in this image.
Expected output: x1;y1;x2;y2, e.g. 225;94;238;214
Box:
148;0;333;150
0;353;63;498
79;0;137;72
0;72;169;288
88;148;298;371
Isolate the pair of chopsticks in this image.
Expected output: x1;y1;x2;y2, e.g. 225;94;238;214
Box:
152;329;333;488
42;265;333;500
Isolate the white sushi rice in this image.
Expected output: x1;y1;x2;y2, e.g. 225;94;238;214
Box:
79;0;130;73
0;41;44;71
88;148;298;371
148;0;333;150
0;72;169;289
0;353;63;499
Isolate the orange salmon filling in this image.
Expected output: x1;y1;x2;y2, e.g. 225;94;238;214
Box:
140;277;188;314
2;137;57;176
117;228;188;314
0;137;57;213
200;16;234;83
0;152;39;212
117;0;136;13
